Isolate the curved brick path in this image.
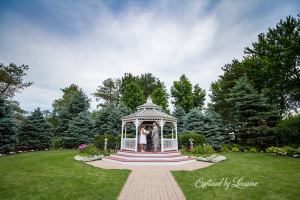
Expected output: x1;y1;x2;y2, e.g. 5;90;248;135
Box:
87;160;214;200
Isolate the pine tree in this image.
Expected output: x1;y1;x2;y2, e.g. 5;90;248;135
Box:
18;108;53;150
172;106;186;135
227;75;282;148
63;111;96;148
0;95;18;153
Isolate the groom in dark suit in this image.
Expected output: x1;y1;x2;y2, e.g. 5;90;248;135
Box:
151;122;159;153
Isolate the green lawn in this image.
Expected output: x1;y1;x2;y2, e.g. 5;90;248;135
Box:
172;153;300;200
1;151;299;200
0;150;131;200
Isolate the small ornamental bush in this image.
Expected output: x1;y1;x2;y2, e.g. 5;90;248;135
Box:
93;135;116;149
266;146;282;153
53;138;63;148
232;147;239;152
179;133;207;149
250;148;257;153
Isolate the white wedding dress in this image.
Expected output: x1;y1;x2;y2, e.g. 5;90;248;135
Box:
140;128;148;144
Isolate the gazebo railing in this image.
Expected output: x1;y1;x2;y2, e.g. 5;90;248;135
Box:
162;139;177;151
122;138;136;151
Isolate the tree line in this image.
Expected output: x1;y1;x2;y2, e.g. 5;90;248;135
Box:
1;14;299;153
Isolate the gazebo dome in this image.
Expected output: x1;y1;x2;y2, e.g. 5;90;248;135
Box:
121;96;177;121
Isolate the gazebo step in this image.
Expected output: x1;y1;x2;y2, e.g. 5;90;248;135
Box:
102;156;196;165
117;150;181;156
111;153;189;160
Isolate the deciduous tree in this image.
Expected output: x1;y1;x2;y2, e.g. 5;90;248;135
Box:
121;81;145;112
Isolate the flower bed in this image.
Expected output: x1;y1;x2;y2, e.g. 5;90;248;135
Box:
197;154;226;163
74;155;103;162
74;143;117;162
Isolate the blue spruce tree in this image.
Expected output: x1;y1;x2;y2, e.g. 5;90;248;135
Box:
0;95;18;153
18;107;53;150
172;106;186;135
63;111;96;148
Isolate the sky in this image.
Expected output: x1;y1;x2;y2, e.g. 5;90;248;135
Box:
0;0;299;113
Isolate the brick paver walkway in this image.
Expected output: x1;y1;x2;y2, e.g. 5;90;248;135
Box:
87;160;214;200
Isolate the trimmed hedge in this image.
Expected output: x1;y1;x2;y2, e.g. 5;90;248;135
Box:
93;135;116;150
164;134;178;139
179;133;207;149
116;134;135;144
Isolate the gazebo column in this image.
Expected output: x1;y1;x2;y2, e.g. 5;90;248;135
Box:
175;122;178;151
161;119;164;152
135;119;138;152
121;121;124;150
171;123;174;139
125;124;127;138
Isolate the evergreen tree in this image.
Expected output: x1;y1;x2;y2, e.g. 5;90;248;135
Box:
205;107;229;149
58;90;90;134
63;111;96;148
0;95;18;153
107;103;132;137
18;108;53;150
183;108;228;149
227;75;282;148
121;81;145;112
95;104;115;135
172;106;186;135
183;108;206;134
92;78;120;108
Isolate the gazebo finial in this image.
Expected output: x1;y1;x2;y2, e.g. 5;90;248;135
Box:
147;95;152;103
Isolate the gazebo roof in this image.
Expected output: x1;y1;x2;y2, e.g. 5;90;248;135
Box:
121;96;177;122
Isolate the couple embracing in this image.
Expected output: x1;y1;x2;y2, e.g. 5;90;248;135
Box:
140;122;158;153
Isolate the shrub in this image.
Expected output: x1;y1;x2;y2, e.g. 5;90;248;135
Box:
266;146;282;153
115;134;135;149
179;133;207;149
250;148;257;153
53;138;62;148
189;145;204;155
276;114;300;146
164;134;177;139
78;144;101;156
93;135;116;149
232;147;239;152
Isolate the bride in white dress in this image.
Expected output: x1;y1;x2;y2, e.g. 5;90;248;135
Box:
140;125;148;152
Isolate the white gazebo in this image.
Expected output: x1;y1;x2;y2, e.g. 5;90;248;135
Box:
120;96;178;152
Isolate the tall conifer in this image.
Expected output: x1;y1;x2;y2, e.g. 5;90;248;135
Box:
227;75;282;147
0;95;18;153
18;108;53;150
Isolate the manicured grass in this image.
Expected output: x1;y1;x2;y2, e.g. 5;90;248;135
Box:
0;150;131;200
172;153;300;200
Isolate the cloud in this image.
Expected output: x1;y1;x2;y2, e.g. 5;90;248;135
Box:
0;0;299;112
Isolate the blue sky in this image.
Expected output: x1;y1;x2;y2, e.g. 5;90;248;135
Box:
0;0;299;112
